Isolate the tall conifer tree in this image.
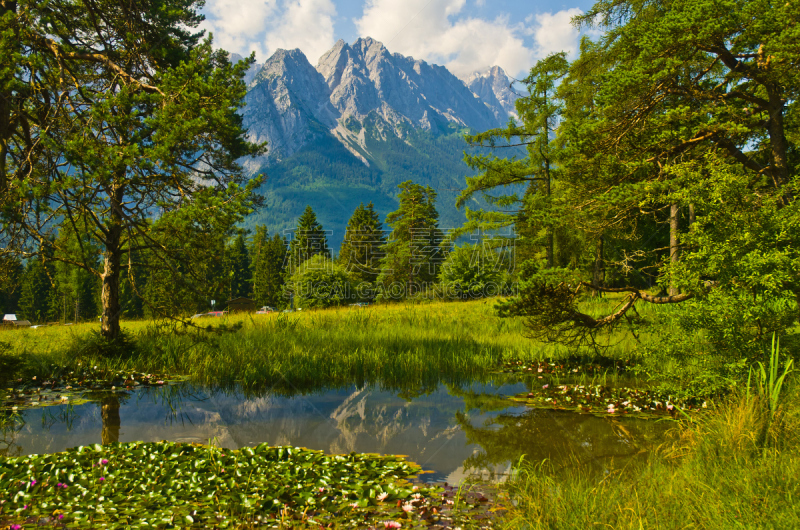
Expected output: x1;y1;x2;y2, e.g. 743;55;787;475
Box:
251;226;287;308
378;181;446;295
339;202;386;283
225;233;252;300
287;206;330;274
18;259;53;323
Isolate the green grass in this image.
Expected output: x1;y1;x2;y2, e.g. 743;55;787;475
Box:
2;298;799;528
0;296;772;396
499;383;800;529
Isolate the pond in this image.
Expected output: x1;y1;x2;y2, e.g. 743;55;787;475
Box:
1;377;671;484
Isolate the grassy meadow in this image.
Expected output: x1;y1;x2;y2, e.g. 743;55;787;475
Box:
2;297;798;529
0;296;688;394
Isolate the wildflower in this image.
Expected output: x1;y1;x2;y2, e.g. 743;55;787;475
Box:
537;367;543;373
383;522;402;529
23;505;28;509
11;525;22;530
666;403;674;411
377;492;388;501
30;479;37;486
101;459;109;465
99;477;105;482
542;384;549;389
58;515;64;520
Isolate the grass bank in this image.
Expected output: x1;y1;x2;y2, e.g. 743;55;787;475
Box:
499;382;800;529
0;297;709;395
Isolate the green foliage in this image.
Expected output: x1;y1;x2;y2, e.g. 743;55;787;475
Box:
500;390;800;529
0;441;438;527
18;259;53;324
286;255;361;309
378;181;448;295
250;225;288;308
438;243;505;299
0;255;23;315
224;232;252;300
338;202;386;284
752;334;795;417
464;0;800;387
286;206;330;274
1;0;264;340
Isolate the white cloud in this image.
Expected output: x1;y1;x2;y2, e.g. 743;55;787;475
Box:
201;0;337;63
354;0;585;79
530;8;583;58
200;0;276;59
264;0;338;62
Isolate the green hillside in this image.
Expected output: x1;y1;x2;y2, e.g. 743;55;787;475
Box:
245;120;496;250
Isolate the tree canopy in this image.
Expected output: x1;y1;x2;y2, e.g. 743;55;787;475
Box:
463;0;800;363
0;0;265;339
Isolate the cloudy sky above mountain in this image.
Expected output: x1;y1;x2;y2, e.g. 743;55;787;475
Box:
199;0;597;79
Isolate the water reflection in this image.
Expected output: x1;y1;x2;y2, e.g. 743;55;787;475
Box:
0;379;671;483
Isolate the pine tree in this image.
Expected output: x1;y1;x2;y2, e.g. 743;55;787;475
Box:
378;181;447;297
0;256;23;315
251;226;288;308
18;259;53;323
287;206;330;274
338;202;386;284
225;233;252;300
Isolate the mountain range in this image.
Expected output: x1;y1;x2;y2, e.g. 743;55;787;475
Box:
232;38;522;248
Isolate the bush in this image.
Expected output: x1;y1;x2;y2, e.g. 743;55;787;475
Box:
285;255;363;309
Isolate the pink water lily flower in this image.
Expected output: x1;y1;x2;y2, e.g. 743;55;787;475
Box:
383;522;402;529
402;503;413;513
377;492;389;501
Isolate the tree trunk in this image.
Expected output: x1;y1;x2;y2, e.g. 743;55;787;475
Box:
101;395;120;445
765;82;790;192
592;237;605;296
544;159;553;269
0;1;18;193
101;184;124;340
688;203;695;227
669;203;680;296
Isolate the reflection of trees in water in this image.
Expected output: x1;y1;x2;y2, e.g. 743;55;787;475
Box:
97;385;200;444
0;414;23;458
101;396;121;444
456;408;670;476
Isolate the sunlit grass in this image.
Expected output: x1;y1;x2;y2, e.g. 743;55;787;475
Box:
499;383;800;529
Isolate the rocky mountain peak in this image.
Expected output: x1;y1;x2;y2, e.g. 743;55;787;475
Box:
462;66;520;121
242;39;517;166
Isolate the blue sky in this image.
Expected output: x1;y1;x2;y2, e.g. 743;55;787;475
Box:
199;0;598;79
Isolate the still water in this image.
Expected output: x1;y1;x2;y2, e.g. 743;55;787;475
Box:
1;381;669;483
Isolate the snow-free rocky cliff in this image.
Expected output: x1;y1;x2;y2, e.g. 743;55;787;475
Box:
240;37;519;171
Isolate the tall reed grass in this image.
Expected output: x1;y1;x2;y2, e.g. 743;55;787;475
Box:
499;381;800;528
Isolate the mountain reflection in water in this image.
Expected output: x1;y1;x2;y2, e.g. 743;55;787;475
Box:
0;381;669;483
